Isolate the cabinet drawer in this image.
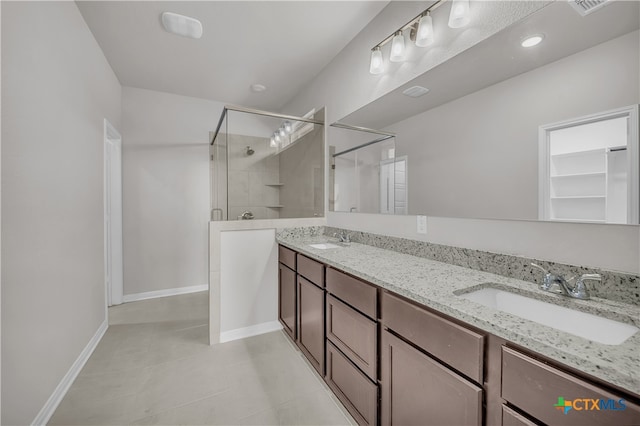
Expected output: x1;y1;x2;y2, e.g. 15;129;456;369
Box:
381;291;484;383
326;294;377;380
502;405;538;426
326;268;377;319
502;346;640;426
297;254;324;287
381;330;482;426
326;341;378;426
278;245;296;270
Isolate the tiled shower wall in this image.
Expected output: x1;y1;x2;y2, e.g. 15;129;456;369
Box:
279;111;325;218
212;134;281;220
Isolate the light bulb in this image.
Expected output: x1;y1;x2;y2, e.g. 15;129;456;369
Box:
274;133;281;143
270;136;277;148
415;12;434;47
390;31;406;62
369;47;384;74
448;0;470;28
283;121;292;133
278;127;286;138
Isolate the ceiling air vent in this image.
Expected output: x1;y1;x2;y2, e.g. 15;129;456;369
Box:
568;0;611;16
402;86;430;98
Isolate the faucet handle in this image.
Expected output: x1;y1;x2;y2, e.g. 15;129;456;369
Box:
579;273;602;282
531;263;549;275
531;263;554;290
571;273;601;300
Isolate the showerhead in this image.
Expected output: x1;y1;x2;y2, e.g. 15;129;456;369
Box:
246;146;255;156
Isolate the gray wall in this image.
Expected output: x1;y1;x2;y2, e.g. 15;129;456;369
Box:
121;87;223;296
1;2;122;424
389;31;639;220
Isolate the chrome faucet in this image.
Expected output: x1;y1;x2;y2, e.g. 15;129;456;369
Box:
531;263;601;300
238;211;254;220
333;231;351;244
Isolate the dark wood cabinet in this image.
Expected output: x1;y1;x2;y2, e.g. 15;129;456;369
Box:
326;268;377;319
381;329;483;426
277;244;640;426
381;291;484;384
502;347;640;426
297;275;325;375
278;263;296;341
326;294;377;380
326;341;378;426
502;405;538;426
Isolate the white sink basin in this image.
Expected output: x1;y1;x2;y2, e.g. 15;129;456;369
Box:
459;287;638;345
308;243;342;250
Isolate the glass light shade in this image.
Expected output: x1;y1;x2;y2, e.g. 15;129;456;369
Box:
415;13;434;47
448;0;470;28
274;133;281;143
369;47;384;74
283;121;292;133
278;127;286;137
269;136;277;148
390;31;406;62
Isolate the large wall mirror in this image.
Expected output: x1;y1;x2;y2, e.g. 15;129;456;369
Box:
330;0;640;224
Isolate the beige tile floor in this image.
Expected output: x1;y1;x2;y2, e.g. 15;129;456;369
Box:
49;292;355;425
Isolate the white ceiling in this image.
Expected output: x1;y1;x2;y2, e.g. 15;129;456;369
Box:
76;1;389;110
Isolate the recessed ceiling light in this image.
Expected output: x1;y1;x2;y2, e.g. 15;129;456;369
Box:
250;84;267;93
521;34;544;48
161;12;203;39
402;86;430;98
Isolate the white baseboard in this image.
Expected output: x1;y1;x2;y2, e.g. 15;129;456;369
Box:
32;319;108;426
123;284;208;303
219;320;283;343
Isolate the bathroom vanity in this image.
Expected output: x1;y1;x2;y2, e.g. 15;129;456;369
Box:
277;235;640;426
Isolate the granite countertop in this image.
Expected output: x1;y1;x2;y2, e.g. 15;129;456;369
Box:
276;234;640;396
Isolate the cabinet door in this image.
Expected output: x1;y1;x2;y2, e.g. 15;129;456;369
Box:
297;276;324;375
381;330;482;426
278;263;296;341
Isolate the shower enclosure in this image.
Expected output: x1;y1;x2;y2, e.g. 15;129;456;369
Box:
211;105;325;220
329;123;401;214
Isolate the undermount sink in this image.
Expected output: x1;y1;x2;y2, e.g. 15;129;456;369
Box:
458;286;638;345
308;243;342;250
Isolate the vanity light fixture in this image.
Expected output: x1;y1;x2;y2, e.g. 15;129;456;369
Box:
521;34;544;48
269;121;294;149
448;0;471;28
161;12;203;39
368;0;471;74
